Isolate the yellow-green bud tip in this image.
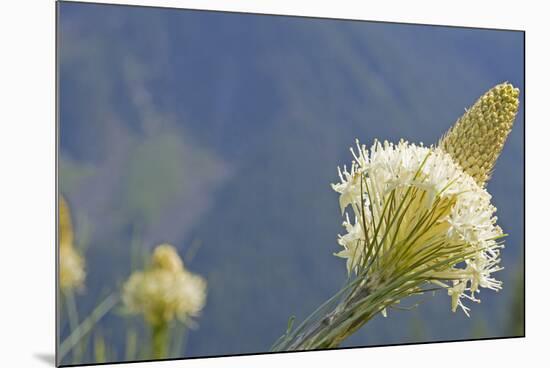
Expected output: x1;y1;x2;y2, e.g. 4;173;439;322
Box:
151;243;184;272
438;82;520;186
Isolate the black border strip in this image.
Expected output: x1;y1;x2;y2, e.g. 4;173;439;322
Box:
55;1;527;367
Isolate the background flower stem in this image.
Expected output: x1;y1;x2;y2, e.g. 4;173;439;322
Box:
64;290;83;363
151;321;170;359
59;292;119;362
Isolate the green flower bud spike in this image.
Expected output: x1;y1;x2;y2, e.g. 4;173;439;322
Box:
438;83;520;186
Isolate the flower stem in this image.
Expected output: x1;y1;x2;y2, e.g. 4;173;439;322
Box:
171;323;188;358
151;321;170;359
272;282;378;351
59;292;119;363
64;290;83;363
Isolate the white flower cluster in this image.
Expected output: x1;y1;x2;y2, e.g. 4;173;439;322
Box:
331;139;503;315
122;244;207;326
60;245;86;292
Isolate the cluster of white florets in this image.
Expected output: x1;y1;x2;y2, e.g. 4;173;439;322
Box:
122;244;207;326
331;139;503;315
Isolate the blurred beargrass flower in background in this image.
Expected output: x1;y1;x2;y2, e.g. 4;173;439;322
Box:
59;195;88;364
60;196;86;292
122;243;207;359
58;199;206;364
271;82;519;351
58;196;120;365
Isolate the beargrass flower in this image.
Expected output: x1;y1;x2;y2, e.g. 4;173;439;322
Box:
122;244;207;326
59;196;86;292
271;83;519;352
122;243;207;358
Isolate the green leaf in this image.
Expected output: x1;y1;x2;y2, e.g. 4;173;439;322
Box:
286;316;296;334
